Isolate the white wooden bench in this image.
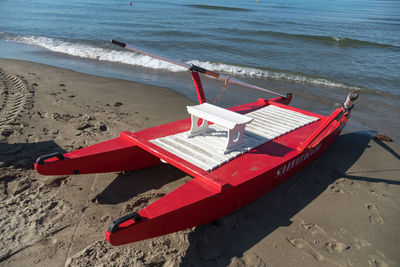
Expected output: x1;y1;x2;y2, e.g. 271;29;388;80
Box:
186;103;253;153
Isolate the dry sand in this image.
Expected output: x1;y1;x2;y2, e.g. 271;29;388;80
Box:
0;59;399;267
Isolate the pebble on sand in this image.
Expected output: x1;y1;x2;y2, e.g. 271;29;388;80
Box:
374;133;392;142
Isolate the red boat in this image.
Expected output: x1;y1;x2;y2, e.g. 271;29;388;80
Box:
34;41;358;246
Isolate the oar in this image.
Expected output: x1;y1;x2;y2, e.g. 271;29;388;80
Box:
111;40;288;98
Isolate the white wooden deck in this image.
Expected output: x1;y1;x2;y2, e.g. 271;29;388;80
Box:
150;104;319;172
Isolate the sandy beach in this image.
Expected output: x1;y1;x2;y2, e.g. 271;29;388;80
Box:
1;59;399;267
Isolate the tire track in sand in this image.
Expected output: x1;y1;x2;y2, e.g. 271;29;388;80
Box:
0;69;34;128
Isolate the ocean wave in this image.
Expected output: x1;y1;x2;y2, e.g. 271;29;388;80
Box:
188;60;361;91
1;33;362;91
227;29;399;49
185;4;251;12
2;33;186;72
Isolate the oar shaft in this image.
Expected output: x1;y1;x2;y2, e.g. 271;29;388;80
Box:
227;76;287;97
111;40;288;98
111;40;192;69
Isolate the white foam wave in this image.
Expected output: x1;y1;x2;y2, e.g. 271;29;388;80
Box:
333;37;344;42
6;34;360;91
9;35;186;72
189;60;360;90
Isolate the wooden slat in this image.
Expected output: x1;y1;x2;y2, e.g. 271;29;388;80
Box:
150;105;319;171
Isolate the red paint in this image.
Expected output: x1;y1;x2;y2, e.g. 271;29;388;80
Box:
34;131;161;175
191;71;206;104
297;108;343;152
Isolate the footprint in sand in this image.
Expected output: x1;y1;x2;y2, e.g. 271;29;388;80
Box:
324;240;350;253
242;252;266;267
352;237;372;250
366;204;384;224
288;220;351;266
300;222;350;254
301;221;327;235
0;70;34;128
369;251;398;267
329;184;344;194
0;189;73;262
369;189;388;199
287;238;324;261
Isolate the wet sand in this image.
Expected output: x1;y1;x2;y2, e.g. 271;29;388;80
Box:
1;59;399;266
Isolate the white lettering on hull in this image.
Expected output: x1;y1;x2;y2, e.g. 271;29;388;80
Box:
275;143;322;178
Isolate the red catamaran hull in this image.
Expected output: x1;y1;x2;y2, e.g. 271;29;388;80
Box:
35;96;350;246
35;40;358;246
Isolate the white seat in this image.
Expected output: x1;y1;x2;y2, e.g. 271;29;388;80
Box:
186;103;253;153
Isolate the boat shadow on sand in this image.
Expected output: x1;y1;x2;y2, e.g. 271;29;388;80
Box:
93;164;189;205
178;131;400;265
85;131;398;264
0;140;65;171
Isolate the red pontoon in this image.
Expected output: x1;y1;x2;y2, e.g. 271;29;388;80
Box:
34;40;358;246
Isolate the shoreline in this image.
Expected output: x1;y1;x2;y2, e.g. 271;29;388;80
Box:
1;59;399;266
1;45;399;141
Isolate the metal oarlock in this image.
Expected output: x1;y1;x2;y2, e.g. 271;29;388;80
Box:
343;91;359;110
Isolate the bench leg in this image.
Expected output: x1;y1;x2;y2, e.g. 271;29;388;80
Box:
188;115;209;137
225;125;246;153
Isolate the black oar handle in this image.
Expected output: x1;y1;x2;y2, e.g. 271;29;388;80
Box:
190;65;220;78
111;40;126;48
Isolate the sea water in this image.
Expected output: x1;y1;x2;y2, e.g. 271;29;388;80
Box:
0;0;399;138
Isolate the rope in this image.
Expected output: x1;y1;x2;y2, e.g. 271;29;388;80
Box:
209;76;230;103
